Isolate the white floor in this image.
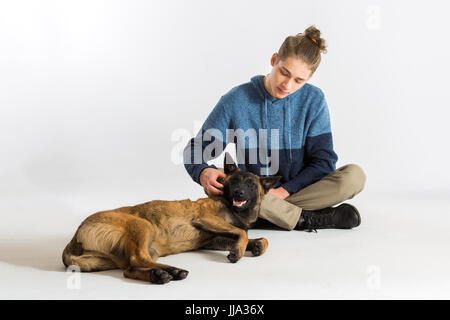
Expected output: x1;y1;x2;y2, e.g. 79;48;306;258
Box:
1;190;450;300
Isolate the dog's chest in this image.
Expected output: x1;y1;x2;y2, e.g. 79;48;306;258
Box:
219;206;240;226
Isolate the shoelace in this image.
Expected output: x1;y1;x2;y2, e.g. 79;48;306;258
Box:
303;208;335;233
303;215;318;233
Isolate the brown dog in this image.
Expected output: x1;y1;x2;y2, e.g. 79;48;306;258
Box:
62;153;281;284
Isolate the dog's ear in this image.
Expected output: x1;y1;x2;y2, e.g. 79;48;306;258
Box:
223;152;238;175
259;175;282;193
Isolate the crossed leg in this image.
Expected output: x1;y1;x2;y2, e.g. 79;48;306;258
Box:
258;164;367;230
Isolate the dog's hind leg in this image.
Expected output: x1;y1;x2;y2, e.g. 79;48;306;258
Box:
123;257;189;284
123;264;188;284
122;222;188;284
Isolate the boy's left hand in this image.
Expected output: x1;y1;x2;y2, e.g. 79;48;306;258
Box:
268;187;290;200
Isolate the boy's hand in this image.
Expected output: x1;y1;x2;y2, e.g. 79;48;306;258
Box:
199;168;227;197
268;187;290;200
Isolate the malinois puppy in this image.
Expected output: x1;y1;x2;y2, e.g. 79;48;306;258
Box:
62;153;281;284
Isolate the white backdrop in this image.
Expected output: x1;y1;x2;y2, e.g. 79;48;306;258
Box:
1;0;449;229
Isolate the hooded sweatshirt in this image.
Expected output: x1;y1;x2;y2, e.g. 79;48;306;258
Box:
183;75;338;195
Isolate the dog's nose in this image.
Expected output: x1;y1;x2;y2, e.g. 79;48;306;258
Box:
233;189;245;198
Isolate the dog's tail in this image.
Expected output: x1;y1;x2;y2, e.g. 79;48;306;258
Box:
62;231;83;268
62;224;121;272
62;232;117;272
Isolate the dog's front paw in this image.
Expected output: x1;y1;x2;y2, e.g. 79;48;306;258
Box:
227;245;245;263
251;238;268;256
227;252;239;263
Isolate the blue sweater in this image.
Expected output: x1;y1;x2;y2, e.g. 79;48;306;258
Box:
183;75;338;194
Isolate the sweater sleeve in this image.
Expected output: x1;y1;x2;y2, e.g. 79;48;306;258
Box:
183;96;232;185
280;96;338;194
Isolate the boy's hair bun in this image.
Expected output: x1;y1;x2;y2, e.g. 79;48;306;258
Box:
304;25;327;53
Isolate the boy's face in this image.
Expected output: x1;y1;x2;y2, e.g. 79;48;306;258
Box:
264;53;313;99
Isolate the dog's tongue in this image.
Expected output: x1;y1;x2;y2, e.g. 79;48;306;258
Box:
233;199;247;207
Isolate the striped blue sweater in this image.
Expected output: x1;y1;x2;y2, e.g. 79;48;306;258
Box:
183;75;338;194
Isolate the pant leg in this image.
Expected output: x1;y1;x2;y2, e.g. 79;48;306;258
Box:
258;193;303;230
285;164;366;210
258;164;367;230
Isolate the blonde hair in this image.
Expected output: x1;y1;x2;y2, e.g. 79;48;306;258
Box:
277;25;327;74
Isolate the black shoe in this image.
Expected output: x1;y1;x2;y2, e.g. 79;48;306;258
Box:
295;203;361;232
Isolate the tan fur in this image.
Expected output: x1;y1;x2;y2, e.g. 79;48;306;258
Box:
62;155;279;284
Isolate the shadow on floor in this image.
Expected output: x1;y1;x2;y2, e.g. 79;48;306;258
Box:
0;234;267;285
0;236;78;273
0;236;144;284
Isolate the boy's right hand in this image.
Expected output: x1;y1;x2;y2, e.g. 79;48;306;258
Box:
199;168;227;197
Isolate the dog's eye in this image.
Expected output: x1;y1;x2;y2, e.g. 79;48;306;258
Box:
246;180;256;189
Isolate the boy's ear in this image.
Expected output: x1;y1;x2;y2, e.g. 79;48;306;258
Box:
270;52;278;66
223;152;238;175
259;176;282;193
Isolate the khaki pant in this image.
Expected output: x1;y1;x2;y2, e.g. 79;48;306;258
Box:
258;164;367;230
